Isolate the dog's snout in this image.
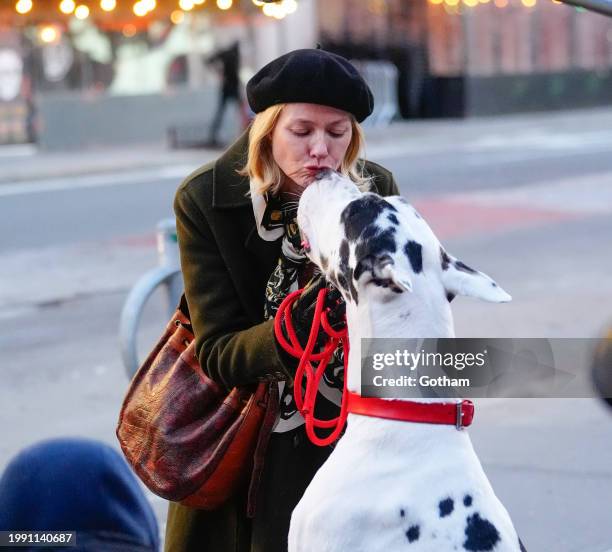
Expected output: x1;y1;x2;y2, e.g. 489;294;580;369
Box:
314;168;335;181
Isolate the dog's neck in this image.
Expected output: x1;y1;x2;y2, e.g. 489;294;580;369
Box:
345;292;455;400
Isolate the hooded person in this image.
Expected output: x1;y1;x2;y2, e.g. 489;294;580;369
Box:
0;437;159;552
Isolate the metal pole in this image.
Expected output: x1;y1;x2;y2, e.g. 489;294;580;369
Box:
119;219;183;378
156;218;183;317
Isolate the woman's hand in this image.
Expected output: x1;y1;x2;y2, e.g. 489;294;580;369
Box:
274;274;346;381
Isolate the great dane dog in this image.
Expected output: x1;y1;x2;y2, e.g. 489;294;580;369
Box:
290;171;525;552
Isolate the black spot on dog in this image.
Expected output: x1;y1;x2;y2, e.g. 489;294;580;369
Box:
338;240;351;291
372;277;389;288
463;513;500;551
353;258;370;282
463;495;473;507
388;213;399;225
355;227;397;262
337;273;349;292
340;195;397;242
400;509;405;518
405;525;420;543
361;224;380;242
339;240;350;268
439;497;454;518
347;267;359;304
353;227;397;282
413;208;422;219
440;248;451;271
519;537;527;552
446;292;456;303
455;260;476;274
491;282;497;287
404;241;423;274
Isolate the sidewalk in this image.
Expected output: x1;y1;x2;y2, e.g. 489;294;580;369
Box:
2;106;612;184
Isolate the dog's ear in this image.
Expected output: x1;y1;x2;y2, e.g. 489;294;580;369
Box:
355;254;412;293
440;249;511;303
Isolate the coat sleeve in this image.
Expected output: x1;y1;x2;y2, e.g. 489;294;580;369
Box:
174;183;290;390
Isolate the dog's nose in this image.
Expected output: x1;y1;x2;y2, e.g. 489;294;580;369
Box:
314;168;334;180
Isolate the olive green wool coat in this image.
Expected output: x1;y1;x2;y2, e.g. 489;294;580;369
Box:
165;131;399;552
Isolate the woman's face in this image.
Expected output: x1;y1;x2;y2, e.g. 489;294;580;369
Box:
271;103;353;196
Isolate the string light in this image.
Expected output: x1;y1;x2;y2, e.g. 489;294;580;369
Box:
100;0;116;10
521;0;536;7
170;8;184;22
463;0;479;7
39;25;60;43
262;1;285;17
494;0;508;7
15;0;33;14
74;4;89;18
59;0;75;12
9;0;300;22
133;1;148;16
282;0;297;13
429;0;444;4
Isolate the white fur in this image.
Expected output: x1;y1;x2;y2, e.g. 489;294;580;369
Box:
289;173;521;552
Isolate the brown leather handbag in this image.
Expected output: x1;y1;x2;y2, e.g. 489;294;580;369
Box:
116;295;279;515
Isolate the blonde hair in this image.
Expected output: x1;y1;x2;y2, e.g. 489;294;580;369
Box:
240;104;371;196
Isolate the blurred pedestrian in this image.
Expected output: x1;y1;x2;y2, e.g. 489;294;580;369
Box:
205;41;247;147
166;47;399;551
0;437;159;552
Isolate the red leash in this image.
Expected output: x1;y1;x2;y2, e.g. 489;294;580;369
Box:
274;288;349;446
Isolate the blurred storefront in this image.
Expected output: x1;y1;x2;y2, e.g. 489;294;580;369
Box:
318;0;612;117
0;0;315;148
2;0;612;148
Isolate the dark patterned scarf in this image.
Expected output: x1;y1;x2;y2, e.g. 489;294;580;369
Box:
256;193;344;434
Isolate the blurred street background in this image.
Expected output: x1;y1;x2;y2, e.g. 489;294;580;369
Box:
2;0;612;551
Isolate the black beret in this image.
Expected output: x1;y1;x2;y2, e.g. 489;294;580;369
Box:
246;48;374;123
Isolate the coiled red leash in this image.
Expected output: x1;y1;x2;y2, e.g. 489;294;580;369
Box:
274;288;350;446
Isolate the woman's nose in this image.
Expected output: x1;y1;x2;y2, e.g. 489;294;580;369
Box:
309;135;329;159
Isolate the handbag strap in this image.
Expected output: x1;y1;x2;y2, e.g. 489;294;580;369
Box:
246;382;279;518
176;294;193;334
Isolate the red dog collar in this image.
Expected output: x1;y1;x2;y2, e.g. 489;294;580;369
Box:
347;393;475;430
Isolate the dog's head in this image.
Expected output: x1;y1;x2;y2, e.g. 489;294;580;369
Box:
297;171;511;307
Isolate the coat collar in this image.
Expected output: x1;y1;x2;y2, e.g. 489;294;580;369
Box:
212;130;252;209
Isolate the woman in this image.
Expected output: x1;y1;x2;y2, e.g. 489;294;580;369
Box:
166;48;400;552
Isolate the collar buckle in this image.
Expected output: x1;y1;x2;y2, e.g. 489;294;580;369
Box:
456;401;465;430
